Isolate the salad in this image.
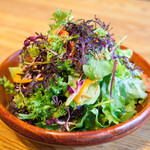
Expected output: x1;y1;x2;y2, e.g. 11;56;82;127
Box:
0;9;150;132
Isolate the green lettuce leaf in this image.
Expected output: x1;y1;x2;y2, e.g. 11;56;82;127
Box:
13;93;25;109
115;60;131;79
115;77;147;102
9;67;22;78
83;56;114;80
71;108;107;131
80;83;100;106
120;99;136;122
0;76;15;94
101;93;124;125
116;48;133;59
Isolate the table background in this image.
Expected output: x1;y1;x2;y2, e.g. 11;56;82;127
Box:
0;0;150;149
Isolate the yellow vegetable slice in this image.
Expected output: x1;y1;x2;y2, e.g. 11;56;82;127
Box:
13;71;43;83
73;79;99;105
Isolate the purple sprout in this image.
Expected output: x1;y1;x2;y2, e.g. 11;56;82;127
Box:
23;33;46;48
111;46;116;59
64;109;70;131
116;56;142;78
66;79;85;106
110;59;117;98
46;109;76;131
67;85;75;95
84;23;95;34
52;95;62;108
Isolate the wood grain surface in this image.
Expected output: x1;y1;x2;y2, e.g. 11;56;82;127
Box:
0;0;150;149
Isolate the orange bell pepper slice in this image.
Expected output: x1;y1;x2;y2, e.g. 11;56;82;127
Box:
59;30;69;38
13;71;43;84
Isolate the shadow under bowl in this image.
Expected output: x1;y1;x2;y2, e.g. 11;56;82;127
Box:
0;46;150;146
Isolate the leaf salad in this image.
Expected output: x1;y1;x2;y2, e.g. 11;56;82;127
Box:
0;9;150;132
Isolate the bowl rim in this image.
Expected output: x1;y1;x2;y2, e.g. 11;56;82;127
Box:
0;47;150;146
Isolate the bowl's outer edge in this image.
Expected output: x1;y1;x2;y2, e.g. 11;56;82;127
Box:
0;47;150;146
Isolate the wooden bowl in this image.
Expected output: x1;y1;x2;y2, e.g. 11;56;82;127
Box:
0;46;150;146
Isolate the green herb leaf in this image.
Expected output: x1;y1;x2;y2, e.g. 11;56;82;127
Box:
50;8;72;29
0;76;15;94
